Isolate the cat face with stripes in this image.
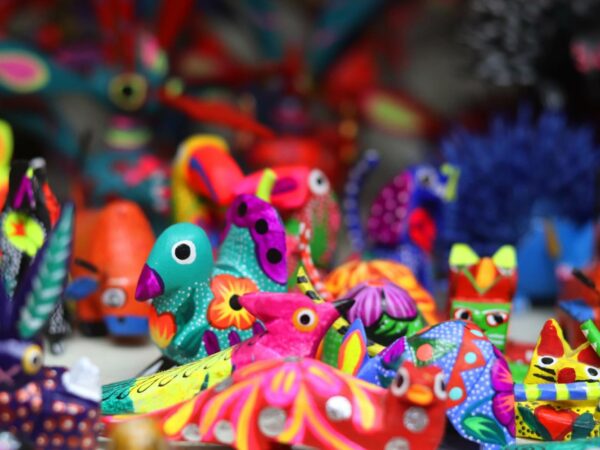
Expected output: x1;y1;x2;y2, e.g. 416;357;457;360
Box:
524;319;600;384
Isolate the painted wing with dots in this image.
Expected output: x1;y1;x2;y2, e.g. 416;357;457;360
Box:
213;193;288;294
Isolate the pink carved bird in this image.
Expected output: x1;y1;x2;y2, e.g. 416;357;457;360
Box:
102;292;353;415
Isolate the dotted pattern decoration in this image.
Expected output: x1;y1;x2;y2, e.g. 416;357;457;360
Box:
367;172;412;247
227;194;287;285
343;149;380;253
0;368;100;449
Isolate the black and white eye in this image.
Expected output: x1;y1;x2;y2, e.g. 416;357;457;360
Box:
453;308;472;321
171;240;196;264
101;288;126;308
391;367;410;397
434;372;447;400
586;366;600;380
537;356;557;367
308;169;330;196
485;311;509;327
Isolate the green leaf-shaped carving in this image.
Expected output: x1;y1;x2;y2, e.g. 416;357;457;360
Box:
462;414;507;446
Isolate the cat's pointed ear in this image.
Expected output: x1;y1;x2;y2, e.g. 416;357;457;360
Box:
15;203;74;339
449;243;479;269
535;319;570;357
524;319;569;383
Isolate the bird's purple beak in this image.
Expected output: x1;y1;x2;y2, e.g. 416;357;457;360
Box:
135;265;164;301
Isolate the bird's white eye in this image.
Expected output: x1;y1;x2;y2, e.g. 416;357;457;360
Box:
497;266;514;277
537;356;557;367
292;308;318;332
434;372;447;400
391;367;410;397
308;169;330;196
101;288;126;308
171;240;196;264
586;366;600;380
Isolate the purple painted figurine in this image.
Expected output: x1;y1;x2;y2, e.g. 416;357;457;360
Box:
0;205;101;449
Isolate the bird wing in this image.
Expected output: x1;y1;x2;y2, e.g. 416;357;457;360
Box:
101;346;234;415
214;194;288;292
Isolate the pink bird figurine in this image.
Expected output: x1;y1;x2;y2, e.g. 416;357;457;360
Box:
101;292;354;415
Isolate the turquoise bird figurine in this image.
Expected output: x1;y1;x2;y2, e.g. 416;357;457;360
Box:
102;292;354;415
135;193;288;365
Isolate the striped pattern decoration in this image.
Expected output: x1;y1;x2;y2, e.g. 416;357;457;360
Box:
17;204;73;339
515;381;600;402
581;319;600;355
343;149;380;253
297;221;331;301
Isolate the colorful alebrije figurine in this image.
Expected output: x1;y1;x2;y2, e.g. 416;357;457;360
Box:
515;319;600;441
340;280;426;347
101;292;353;415
324;259;439;325
343;150;455;290
0;159;67;354
106;357;447;450
448;243;517;352
66;200;155;339
357;320;515;449
0;204;102;449
172;134;341;270
135;192;288;364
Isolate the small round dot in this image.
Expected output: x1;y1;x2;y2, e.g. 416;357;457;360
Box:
255;219;268;234
449;387;463;401
464;352;477;364
266;248;282;264
416;344;433;362
237;202;247;217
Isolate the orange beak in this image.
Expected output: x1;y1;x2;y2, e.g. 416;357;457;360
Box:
406;385;434;406
475;257;496;291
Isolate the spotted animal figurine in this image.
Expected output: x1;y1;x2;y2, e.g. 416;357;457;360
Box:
515;319;600;441
105;357;447;450
135;192;288;365
343;150;456;291
0;205;102;449
448;243;517;352
101;293;353;415
357;320;515;450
